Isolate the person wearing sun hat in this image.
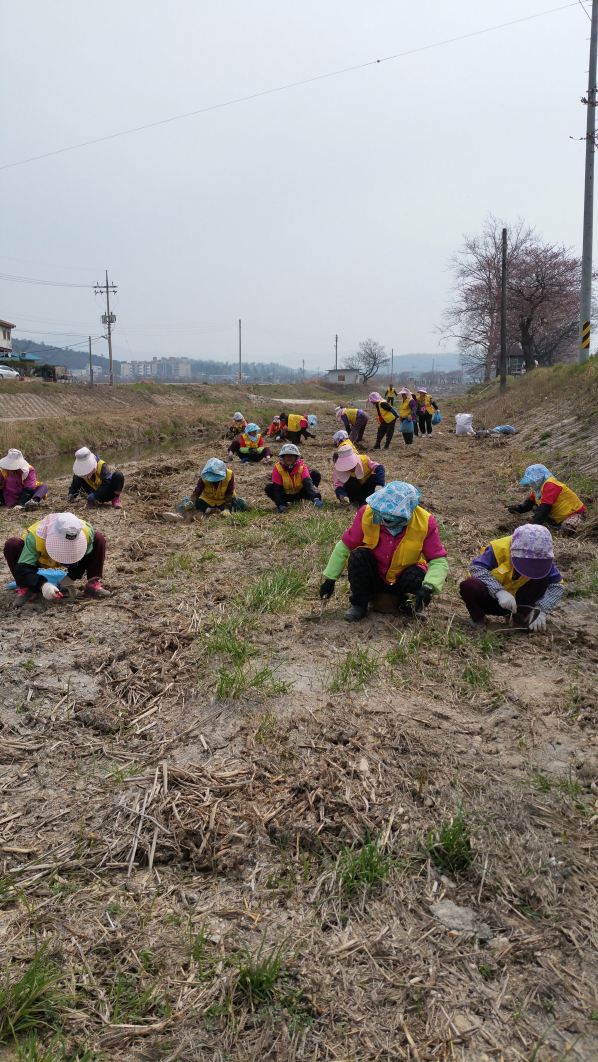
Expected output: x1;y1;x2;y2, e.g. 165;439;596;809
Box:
332;429;358;454
67;447;124;510
226;423;272;463
367;392;399;450
162;458;247;522
415;387;439;438
396;388;417;445
278;412;317;445
335;406;369;444
3;512;109;607
319;481;448;621
333;445;385;507
264;444;323;512
266;415;282;437
459;524;564;632
0;449;48;512
507;463;586;533
227;412;247;438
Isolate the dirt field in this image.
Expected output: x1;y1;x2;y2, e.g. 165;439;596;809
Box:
0;394;597;1062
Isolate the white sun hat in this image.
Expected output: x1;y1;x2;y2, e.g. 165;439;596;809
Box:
45;512;87;564
73;447;98;477
0;448;30;473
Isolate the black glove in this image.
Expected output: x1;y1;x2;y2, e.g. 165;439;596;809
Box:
413;585;433;612
320;578;336;599
506;505;521;514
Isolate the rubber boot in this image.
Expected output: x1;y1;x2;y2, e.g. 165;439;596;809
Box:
23;499;41;513
344;604;367;622
86;498;97;509
12;588;37;608
112;495;123;509
83;579;111;599
468;616;487;630
59;575;78;603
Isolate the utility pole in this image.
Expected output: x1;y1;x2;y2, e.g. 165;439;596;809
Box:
580;0;598;363
302;358;305;381
238;319;242;384
391;347;394;384
89;336;94;388
500;227;508;393
95;271;117;385
335;334;338;370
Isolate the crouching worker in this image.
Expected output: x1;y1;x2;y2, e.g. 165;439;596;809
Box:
459;525;563;632
265;444;323;513
332;429;357;453
4;512;109;607
319;481;448;622
0;449;48;512
226;423;272;463
507;464;586;533
267;415;282;438
163;459;247;522
67;448;124;509
278;413;316;445
227;412;247;438
335;407;369;444
334;445;385;507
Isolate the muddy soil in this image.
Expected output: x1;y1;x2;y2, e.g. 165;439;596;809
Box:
0;408;597;1062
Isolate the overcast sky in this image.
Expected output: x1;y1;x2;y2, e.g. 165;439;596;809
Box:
0;0;593;369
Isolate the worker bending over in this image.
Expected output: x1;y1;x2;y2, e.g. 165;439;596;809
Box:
67;448;124;510
367;392;399;450
459;524;563;632
335;407;369;444
507;464;586;532
278;413;317;445
415;388;439;438
227;423;272;463
266;415;282;437
332;430;358;453
333;445;385;507
163;458;247;522
4;511;110;607
264;444;323;513
319;481;448;622
0;449;48;512
227;413;247;437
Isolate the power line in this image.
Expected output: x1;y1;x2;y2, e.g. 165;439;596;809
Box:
0;2;586;172
0;271;94;288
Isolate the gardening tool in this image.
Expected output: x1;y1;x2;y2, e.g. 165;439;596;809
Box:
58;575;78;603
302;599;325;623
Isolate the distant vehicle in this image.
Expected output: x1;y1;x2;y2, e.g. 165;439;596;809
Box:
0;364;20;379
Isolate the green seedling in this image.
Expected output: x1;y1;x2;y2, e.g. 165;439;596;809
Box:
242;566;306;613
235;936;288;1005
325;647;378;692
0;944;65;1041
15;1032;101;1061
214;664;293;700
255;710;278;743
427;805;473;875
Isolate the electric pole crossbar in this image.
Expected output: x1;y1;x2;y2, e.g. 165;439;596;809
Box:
95;271;117;385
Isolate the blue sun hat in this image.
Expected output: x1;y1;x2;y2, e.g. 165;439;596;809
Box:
519;464;551;492
368;481;421;535
245;423;260;438
201;458;227;482
307;416;318;428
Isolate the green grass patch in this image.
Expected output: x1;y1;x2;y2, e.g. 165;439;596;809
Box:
199;611;258;666
573;559;598;598
214;664;293;700
242;565;306;612
426;806;473;875
15;1032;100;1061
0;945;66;1041
325;647;378;692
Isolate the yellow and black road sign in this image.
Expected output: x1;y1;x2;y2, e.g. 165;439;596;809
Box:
582;321;591;349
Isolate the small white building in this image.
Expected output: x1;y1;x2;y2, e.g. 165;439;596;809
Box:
327;368;363;385
0;319;15;357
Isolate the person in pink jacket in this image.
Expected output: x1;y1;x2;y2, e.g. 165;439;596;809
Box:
0;449;48;512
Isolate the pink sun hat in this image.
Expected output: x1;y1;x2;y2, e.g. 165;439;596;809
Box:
368;392;383;403
417;387;427;393
510;525;554;580
400;387;411;395
44;512;88;564
336;445;363;474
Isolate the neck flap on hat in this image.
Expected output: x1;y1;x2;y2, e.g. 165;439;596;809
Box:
368;481;421;535
519;463;551;492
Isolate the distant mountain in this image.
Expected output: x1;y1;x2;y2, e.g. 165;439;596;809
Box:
12;338;116;374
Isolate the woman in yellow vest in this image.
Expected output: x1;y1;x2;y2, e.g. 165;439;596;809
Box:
460;524;564;631
264;444;322;512
0;448;48;512
385;384;397;402
3;511;110;606
332;429;358;453
226;423;273;463
333;445;385;507
367;391;399;449
162;459;247;522
415;387;439;437
507;464;586;532
278;412;316;445
319;481;448;622
335;406;369;444
67;447;124;510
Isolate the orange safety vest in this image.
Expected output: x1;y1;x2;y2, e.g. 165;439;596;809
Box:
532;477;584;524
361;505;430;583
375;403;396;425
287;414;307;432
22;518;91;570
200;469;234;506
275;460;305;495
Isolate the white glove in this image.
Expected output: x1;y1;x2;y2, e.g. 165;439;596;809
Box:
340;494;350;504
374;485;384;492
496;589;517;613
41;582;62;601
528;610;547;633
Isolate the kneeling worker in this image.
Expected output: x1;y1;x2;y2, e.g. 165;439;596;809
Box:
459;524;563;632
319;481;448;622
4;512;109;607
0;449;48;512
265;444;323;513
334;445;385;507
163;458;247;521
227;423;272;463
278;412;316;445
68;448;124;509
507;464;586;532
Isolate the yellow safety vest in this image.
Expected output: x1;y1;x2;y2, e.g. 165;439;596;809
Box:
375;403;396;425
417;394;434;414
343;409;358;425
361;505;430;584
240;433;262;450
399;398;413;418
200;469;234;506
349;455;373;482
81;458;108;491
287;414;305;432
533;477;584;524
337;439;358;453
485;536;529;595
22;518;91;570
386;388;397;400
275;461;304;495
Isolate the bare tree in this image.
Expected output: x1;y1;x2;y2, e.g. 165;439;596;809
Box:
343;338;389;382
439;215;582;379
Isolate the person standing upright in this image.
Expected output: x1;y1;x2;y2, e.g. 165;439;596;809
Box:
367;392;398;450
